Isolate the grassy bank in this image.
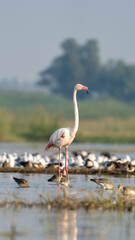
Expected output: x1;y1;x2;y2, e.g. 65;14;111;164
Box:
0;193;134;211
0;91;135;142
1;110;135;143
0;90;135;119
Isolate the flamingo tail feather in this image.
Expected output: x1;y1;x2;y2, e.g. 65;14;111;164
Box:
44;143;54;152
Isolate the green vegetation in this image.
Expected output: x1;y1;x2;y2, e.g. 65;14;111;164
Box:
0;192;134;211
0;90;135;142
0;90;135;119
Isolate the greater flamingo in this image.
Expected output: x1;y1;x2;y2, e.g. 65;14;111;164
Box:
45;83;89;182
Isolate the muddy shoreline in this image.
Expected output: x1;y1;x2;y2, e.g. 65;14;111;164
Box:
0;194;135;211
0;167;135;177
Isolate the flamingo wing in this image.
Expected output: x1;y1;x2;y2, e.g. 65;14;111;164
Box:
45;128;71;151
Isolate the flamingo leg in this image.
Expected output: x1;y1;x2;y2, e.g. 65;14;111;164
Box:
65;147;70;184
58;147;61;183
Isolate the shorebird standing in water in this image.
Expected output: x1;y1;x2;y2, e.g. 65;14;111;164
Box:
13;177;29;187
48;172;63;183
90;178;114;190
48;169;70;187
117;184;135;196
60;174;69;187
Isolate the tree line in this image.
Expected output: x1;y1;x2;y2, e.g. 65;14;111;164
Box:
38;39;135;101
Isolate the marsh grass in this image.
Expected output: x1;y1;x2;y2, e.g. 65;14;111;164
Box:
0;91;135;142
76;117;135;143
0;192;135;211
1;110;135;143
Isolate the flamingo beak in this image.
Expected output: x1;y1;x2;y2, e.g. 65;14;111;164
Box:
82;86;89;94
86;88;89;94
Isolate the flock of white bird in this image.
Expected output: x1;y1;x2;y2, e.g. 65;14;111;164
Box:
0;150;135;173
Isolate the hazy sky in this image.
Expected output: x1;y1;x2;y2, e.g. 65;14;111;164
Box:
0;0;135;82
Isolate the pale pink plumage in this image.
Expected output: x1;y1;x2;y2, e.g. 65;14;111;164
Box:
45;127;74;150
45;83;89;183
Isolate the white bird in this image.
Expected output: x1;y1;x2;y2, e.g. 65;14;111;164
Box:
74;155;84;167
80;150;88;159
87;153;96;161
1;152;7;162
44;83;89;181
8;154;15;168
131;159;135;166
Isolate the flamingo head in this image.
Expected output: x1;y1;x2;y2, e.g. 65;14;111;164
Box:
75;84;89;94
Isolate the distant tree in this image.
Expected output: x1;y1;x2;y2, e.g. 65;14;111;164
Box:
38;38;100;98
99;60;135;101
57;39;84;97
80;40;101;90
38;38;135;102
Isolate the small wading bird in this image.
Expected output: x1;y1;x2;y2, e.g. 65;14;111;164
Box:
90;178;114;190
45;84;89;182
48;172;62;182
48;169;70;187
13;177;29;187
117;184;135;196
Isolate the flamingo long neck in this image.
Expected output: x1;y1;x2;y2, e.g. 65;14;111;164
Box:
72;88;79;134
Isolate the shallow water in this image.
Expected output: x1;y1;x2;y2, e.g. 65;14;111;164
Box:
1;142;135;240
1;142;135;155
0;172;135;240
1;172;135;201
1;207;135;240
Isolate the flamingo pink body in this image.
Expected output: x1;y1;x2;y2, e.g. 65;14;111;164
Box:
45;83;89;182
45;127;75;150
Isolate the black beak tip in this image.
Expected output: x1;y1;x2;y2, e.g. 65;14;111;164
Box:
86;89;89;94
